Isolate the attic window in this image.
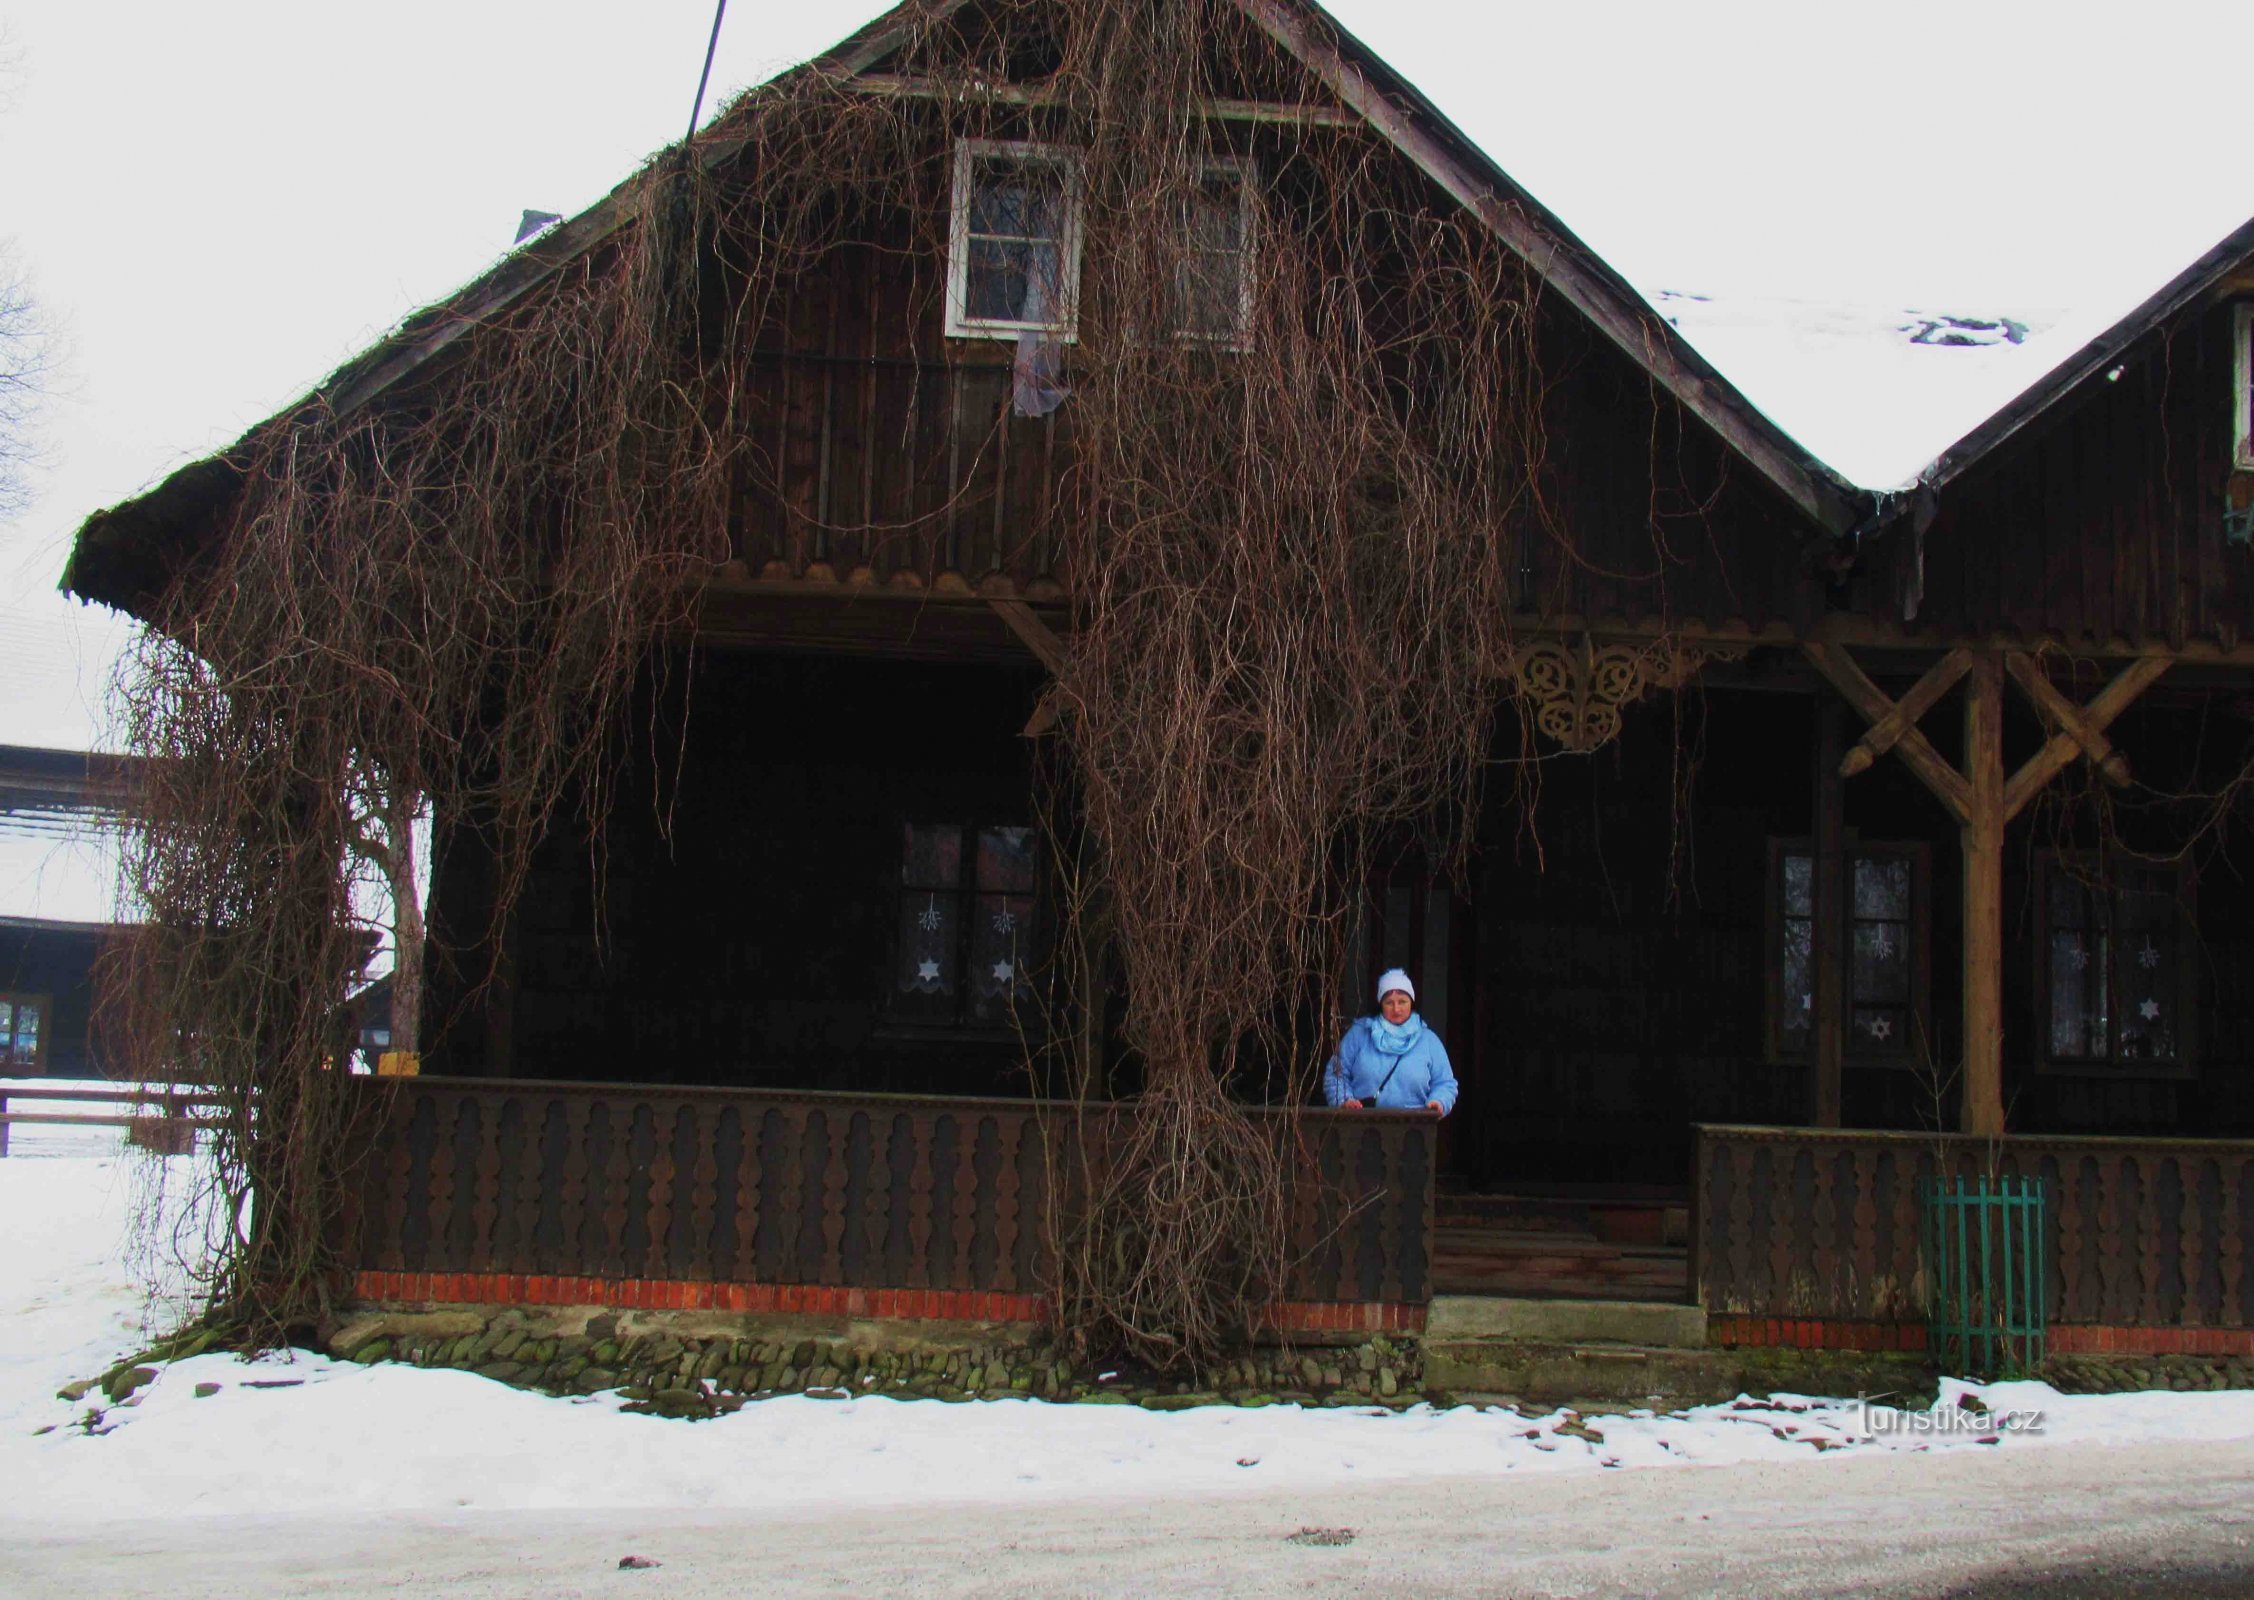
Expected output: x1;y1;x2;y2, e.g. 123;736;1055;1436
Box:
2234;303;2253;471
947;141;1082;341
1174;159;1256;347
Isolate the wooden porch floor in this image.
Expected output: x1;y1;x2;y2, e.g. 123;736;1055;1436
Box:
1432;1187;1691;1303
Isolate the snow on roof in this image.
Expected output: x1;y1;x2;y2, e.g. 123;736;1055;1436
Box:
1643;291;2082;492
1315;0;2254;496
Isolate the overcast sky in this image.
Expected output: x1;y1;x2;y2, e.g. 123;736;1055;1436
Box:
1;0;2248;918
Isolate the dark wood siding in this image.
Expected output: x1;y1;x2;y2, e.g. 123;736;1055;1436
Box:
1867;297;2254;648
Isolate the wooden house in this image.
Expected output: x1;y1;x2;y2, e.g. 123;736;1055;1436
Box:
58;0;2254;1356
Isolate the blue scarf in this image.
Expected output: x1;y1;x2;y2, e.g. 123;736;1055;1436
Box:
1368;1011;1425;1058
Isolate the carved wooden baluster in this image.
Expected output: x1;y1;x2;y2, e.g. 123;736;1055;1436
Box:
511;1100;548;1274
950;1117;980;1291
1020;1113;1052;1292
2181;1156;2209;1325
820;1109;851;1285
907;1114;935;1288
1896;1147;1926;1320
2056;1155;2085;1321
993;1114;1023;1293
641;1101;679;1281
732;1109;766;1284
1849;1148;1879;1319
2095;1154;2124;1325
1725;1142;1755;1311
1810;1145;1838;1313
861;1122;897;1289
689;1103;720;1281
425;1094;464;1273
1378;1123;1407;1305
2135;1155;2163;1326
775;1108;808;1282
469;1094;505;1273
378;1100;416;1272
557;1097;592;1273
2221;1157;2246;1327
598;1099;634;1279
1757;1146;1794;1311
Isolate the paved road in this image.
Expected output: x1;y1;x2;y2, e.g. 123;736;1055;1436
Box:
7;1437;2253;1598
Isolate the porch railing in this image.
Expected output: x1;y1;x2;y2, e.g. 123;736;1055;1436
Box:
1694;1122;2254;1329
339;1078;1435;1310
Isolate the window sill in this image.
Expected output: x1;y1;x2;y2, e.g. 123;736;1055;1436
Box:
2032;1059;2196;1082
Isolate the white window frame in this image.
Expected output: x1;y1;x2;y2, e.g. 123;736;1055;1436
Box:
946;139;1084;343
2233;303;2254;471
1175;155;1258;352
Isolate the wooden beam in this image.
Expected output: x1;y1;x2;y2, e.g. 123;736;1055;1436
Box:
1021;686;1063;739
2001;653;2171;822
1960;654;2006;1138
1801;642;1971;823
989;598;1070;677
849;73;1363;128
1839;646;1974;777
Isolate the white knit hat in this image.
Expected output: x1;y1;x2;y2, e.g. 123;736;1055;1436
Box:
1376;967;1415;1003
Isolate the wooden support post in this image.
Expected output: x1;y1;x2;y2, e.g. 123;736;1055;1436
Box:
1812;699;1847;1128
1961;653;2006;1138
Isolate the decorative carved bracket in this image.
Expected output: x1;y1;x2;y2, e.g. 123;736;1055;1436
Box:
1503;636;1745;753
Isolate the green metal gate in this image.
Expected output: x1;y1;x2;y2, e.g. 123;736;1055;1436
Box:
1922;1173;2046;1377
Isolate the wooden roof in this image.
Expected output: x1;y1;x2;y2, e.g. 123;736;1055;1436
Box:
63;0;1871;619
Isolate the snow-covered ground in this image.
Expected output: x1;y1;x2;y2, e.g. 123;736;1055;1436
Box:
8;1142;2254;1538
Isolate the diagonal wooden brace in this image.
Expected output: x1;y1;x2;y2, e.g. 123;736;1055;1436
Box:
990;598;1072;737
2001;653;2168;821
1802;642;1970;823
1839;646;1974;778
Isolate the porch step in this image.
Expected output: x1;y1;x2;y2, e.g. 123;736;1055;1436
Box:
1425;1293;1707;1349
1437;1194;1689;1246
1431;1226;1690;1301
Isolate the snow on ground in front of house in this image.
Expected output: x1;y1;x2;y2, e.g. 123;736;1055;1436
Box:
8;1147;2254;1526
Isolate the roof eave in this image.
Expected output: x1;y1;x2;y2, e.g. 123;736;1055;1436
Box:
1914;212;2254;496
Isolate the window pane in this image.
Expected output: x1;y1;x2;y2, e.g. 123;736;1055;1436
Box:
1779;915;1813;1048
1175;250;1241;339
896;891;959;1017
9;1001;38;1066
2050;929;2100;1058
1851;919;1909;1006
1190;176;1243;252
976;827;1037;894
1853;857;1911;920
1782;853;1813;918
2049;875;2093;930
968;893;1035;1021
0;999;13;1056
970;166;1063;240
1852;1006;1907;1049
2114;887;2175;1062
902;823;963;890
966;240;1064;324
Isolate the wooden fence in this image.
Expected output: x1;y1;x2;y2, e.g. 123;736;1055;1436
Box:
341;1078;1435;1312
1694;1122;2254;1329
0;1084;223;1156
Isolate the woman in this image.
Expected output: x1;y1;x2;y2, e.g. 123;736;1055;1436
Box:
1323;968;1457;1114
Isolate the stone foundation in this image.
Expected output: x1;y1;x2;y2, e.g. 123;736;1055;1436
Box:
322;1303;1428;1415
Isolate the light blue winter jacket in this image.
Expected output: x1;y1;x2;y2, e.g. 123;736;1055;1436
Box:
1322;1014;1458;1115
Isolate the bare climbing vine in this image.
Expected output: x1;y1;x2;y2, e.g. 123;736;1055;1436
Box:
100;0;1568;1359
